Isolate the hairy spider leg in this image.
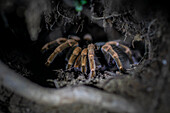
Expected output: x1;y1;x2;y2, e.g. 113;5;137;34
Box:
45;39;78;66
119;44;133;63
105;41;133;63
88;44;96;78
101;44;125;72
41;38;67;53
81;48;88;73
74;54;81;69
66;47;82;70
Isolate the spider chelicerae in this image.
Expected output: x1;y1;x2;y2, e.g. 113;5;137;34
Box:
41;34;135;78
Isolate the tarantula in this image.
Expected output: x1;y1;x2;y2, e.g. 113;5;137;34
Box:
41;34;134;78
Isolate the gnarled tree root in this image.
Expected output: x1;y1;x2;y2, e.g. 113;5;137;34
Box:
0;61;143;113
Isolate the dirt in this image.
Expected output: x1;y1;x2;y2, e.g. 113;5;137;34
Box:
0;0;170;113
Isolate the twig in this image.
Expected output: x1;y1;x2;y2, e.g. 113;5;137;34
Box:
82;8;103;27
56;2;72;21
91;10;133;21
75;20;84;33
0;61;143;113
146;19;157;59
92;12;120;20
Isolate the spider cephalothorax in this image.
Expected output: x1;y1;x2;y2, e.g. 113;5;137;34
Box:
41;34;134;78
